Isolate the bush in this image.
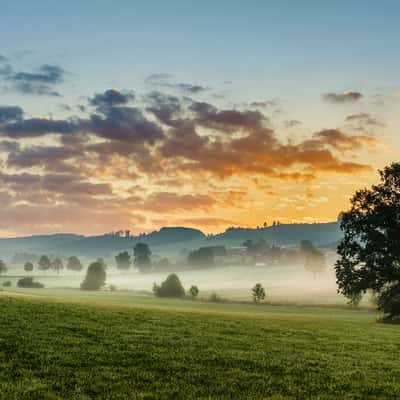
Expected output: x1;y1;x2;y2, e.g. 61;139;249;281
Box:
17;277;44;288
153;274;185;298
81;261;106;290
189;285;199;298
24;262;34;272
2;280;11;287
208;292;223;303
67;256;83;272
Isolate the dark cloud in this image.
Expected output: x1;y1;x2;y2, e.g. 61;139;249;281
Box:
0;54;8;62
345;112;385;129
89;89;135;109
189;101;268;132
323;91;363;104
0;106;23;123
5;64;66;96
145;91;182;126
88;106;164;143
6;145;82;169
1;118;75;138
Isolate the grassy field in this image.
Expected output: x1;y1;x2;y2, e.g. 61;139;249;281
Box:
1;291;399;399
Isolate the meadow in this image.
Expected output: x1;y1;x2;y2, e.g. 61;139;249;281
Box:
1;290;399;399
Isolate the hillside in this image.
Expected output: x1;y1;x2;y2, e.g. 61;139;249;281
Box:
0;222;342;259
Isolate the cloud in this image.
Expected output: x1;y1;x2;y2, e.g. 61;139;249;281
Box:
145;91;182;126
88;106;164;143
345;112;385;129
0;87;382;235
250;100;278;108
311;129;378;150
323;91;363;104
89;88;135;109
140;192;217;213
4;64;66;96
145;73;172;83
189;101;268;132
1;118;75;138
0;106;23;123
284;120;301;128
145;73;207;94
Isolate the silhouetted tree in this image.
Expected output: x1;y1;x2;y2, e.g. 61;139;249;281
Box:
81;261;106;290
17;277;44;288
188;247;215;267
24;262;34;272
336;163;400;321
38;255;51;271
134;243;151;273
52;258;64;275
189;285;199;298
252;283;266;303
66;256;83;272
153;274;185;298
115;251;131;270
0;260;7;274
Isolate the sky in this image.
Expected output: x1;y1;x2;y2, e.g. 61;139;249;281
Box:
0;1;399;236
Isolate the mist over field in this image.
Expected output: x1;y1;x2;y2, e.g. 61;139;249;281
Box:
3;253;351;306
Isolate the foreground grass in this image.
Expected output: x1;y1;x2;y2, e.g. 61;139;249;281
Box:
0;296;399;399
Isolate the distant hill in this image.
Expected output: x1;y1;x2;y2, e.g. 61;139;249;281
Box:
0;223;342;260
210;222;342;247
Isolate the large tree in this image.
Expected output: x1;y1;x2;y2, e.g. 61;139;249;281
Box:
24;262;34;272
0;260;7;274
335;163;400;321
38;255;51;271
51;258;64;275
115;251;131;270
81;261;106;290
133;243;151;273
66;256;83;272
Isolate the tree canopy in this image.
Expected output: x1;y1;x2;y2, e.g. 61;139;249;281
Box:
115;251;131;270
0;260;7;274
153;274;185;298
38;255;51;271
24;262;34;272
134;243;151;273
335;163;400;320
81;261;106;290
66;256;83;272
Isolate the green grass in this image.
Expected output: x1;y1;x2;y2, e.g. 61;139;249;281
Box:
0;293;399;399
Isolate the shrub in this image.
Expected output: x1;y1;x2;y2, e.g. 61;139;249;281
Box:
189;285;199;298
2;280;11;287
208;292;223;303
81;261;106;290
66;256;83;272
17;277;44;288
153;274;185;298
252;283;266;303
24;262;34;272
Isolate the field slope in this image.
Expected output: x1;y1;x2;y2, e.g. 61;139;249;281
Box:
0;296;399;399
